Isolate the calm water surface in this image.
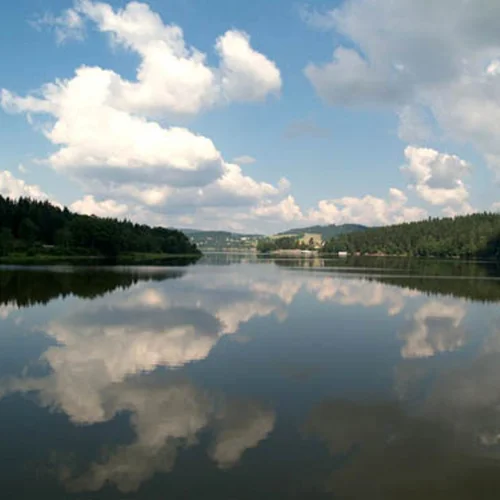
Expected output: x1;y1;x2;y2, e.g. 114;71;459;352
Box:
1;257;500;499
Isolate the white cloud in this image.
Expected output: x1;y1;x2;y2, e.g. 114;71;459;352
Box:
233;155;256;165
70;1;280;116
31;8;85;44
305;46;410;107
1;69;225;191
492;202;500;212
402;146;472;208
251;195;304;222
70;195;129;218
441;204;475;218
1;1;289;231
216;30;281;102
0;170;52;201
308;188;427;226
303;0;500;175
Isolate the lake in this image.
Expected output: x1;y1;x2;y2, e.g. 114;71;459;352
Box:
1;256;500;499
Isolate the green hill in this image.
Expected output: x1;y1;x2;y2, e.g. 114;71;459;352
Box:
0;195;201;259
278;224;367;239
323;213;500;259
184;230;264;250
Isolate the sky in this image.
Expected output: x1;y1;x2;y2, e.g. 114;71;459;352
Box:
1;0;500;233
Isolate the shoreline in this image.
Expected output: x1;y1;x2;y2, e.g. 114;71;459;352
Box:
0;252;202;266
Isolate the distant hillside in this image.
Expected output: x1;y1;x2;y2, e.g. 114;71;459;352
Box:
323;213;500;259
183;230;263;239
183;230;264;250
278;224;367;239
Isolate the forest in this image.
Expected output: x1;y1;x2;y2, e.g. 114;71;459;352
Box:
0;195;201;258
323;213;500;259
256;236;304;253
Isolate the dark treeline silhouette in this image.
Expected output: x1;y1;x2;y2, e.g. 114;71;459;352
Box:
323;213;500;259
0;268;184;308
0;195;200;258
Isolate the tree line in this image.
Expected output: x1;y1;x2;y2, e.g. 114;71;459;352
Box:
323;213;500;259
257;236;319;252
0;195;201;258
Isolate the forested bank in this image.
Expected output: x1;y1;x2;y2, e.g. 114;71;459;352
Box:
0;195;201;258
324;213;500;259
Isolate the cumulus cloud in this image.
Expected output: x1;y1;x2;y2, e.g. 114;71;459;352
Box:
302;0;500;175
0;170;53;201
402;146;472;209
308;188;427;226
36;1;282;117
216;30;282;102
1;76;225;189
70;195;128;218
1;1;290;230
251;195;304;222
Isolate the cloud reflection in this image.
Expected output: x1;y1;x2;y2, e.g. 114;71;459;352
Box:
0;264;434;493
400;301;467;359
0;266;427;424
307;276;420;316
305;397;500;498
58;377;275;493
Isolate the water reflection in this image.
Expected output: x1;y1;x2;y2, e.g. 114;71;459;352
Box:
399;301;467;358
0;267;184;308
0;262;499;497
57;377;274;493
304;398;500;499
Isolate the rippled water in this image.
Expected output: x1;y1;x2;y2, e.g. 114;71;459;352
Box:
1;258;500;499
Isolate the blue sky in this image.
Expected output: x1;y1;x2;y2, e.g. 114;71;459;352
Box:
1;0;499;233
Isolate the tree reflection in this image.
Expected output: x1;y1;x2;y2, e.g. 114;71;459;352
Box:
0;267;184;308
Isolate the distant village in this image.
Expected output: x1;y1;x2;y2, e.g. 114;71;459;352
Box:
190;231;349;256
